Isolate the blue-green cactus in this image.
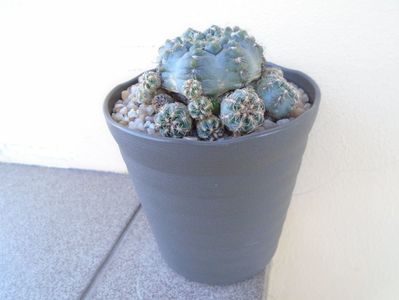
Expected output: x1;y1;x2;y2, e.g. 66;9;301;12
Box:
155;102;192;138
256;67;299;119
197;116;224;141
152;93;174;112
220;87;265;135
183;79;203;99
188;96;213;120
139;71;161;92
134;71;162;104
158;25;264;97
135;86;154;104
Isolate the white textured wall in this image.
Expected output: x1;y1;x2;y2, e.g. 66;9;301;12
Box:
1;1;398;299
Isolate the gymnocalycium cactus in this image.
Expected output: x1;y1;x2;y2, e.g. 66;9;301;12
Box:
256;68;299;119
111;25;312;141
188;96;213;120
135;71;162;104
152;93;174;112
220;87;265;135
155;102;192;138
139;70;161;91
197;116;224;141
183;79;203;100
158;25;264;97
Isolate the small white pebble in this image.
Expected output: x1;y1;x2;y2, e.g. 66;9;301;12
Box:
277;118;290;125
113;103;125;113
146;127;156;135
121;90;129;101
128;109;138;119
183;136;199;141
126;102;136;110
263;119;277;129
112;112;123;122
119;106;128;115
137;122;145;131
146;105;155;115
145;115;155;122
301;93;309;103
127;94;136;103
144;120;153;128
290;106;305;118
128;119;145;131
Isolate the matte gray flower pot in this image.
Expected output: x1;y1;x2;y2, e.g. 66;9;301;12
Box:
103;63;320;285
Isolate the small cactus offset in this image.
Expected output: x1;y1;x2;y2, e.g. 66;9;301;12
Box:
188;96;213;120
183;79;203;100
256;67;300;119
196;116;224;141
152;93;174;112
139;71;161;92
220;87;265;135
134;71;162;104
155;103;192;138
158;25;264;97
135;86;154;104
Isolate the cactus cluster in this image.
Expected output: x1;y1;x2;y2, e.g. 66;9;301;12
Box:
111;25;312;141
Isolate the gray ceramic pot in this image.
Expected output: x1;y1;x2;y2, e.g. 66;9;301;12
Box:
104;64;320;285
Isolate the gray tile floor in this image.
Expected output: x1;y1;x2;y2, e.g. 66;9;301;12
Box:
0;163;265;299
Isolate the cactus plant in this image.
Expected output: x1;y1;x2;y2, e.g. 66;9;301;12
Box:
132;71;162;104
188;96;213;120
139;71;161;92
220;87;265;135
111;26;312;141
197;116;224;141
152;93;174;112
183;79;203;99
155;102;192;138
135;86;154;104
256;67;300;119
158;25;264;97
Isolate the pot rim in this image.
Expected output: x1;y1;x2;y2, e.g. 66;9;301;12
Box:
103;63;321;147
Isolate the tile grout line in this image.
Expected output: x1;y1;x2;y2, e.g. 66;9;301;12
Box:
79;203;142;300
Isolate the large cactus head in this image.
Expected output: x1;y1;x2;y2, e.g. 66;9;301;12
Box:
158;25;265;97
155;102;192;138
256;67;300;119
220;87;265;135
